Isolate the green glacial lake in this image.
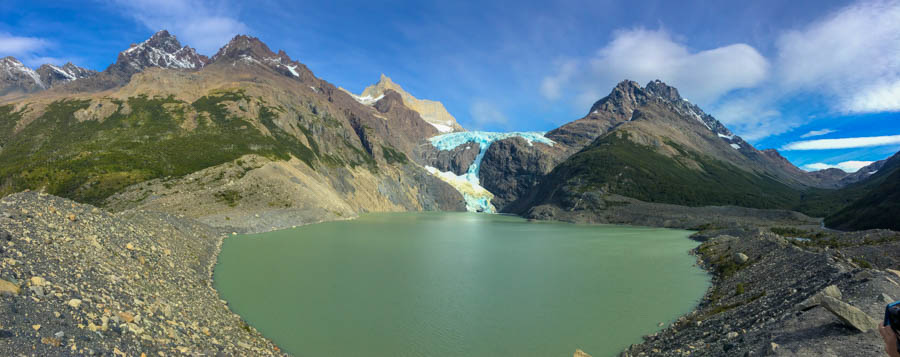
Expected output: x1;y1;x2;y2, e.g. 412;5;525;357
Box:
214;213;709;356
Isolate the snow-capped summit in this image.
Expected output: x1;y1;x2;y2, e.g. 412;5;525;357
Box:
0;56;46;94
107;30;209;79
36;62;98;87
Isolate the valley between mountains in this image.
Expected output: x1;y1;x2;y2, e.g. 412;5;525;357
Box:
1;30;899;356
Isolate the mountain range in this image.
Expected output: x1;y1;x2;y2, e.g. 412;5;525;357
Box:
0;30;896;232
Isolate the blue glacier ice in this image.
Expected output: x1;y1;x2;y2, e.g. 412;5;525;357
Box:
428;131;554;213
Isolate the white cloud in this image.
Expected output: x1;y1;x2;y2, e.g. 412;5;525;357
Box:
0;33;49;56
800;129;837;138
802;160;874;172
469;100;509;129
109;0;248;55
776;0;900;113
540;59;577;100
708;94;791;141
540;28;769;109
782;134;900;150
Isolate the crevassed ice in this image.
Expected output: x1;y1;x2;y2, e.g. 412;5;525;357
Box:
427;131;554;213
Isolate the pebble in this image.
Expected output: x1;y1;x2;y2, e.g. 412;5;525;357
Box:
67;299;83;308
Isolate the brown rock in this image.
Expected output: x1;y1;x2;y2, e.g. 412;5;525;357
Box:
66;213;76;222
119;311;135;323
0;278;20;296
30;276;47;286
574;349;592;357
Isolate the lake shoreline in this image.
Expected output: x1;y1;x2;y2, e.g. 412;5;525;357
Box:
214;212;709;356
3;191;897;356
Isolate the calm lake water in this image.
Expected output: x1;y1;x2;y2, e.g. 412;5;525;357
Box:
214;212;709;356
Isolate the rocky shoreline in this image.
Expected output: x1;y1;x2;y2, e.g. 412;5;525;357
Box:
3;190;899;356
621;228;900;356
0;192;286;356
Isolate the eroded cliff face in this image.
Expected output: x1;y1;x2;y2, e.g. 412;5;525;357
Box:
479;137;565;210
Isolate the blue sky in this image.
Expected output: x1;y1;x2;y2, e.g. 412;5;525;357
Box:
2;0;899;171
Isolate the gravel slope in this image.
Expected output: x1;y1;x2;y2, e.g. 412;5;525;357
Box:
0;192;284;356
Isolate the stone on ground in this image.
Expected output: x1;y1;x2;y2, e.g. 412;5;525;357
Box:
574;349;592;357
798;284;842;310
0;278;19;296
820;296;877;332
734;252;749;264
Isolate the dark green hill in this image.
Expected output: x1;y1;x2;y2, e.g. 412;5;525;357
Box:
512;131;803;214
820;152;900;231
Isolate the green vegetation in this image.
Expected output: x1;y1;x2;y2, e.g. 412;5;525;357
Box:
851;257;873;269
735;283;745;295
824;164;900;231
554;132;802;209
380;145;408;165
769;227;826;239
0;91;370;205
215;190;242;207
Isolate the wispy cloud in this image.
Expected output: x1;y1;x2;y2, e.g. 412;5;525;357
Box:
776;0;900;113
108;0;248;55
0;33;67;67
802;160;874;172
0;33;49;55
540;59;577;101
469;100;509;129
540;28;769;111
782;134;900;150
800;129;837;138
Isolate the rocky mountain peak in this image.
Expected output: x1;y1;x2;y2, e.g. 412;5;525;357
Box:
209;35;312;81
588;80;648;115
143;30;182;53
0;56;46;93
107;30;208;79
345;74;464;133
645;79;682;102
211;35;279;63
35;62;97;88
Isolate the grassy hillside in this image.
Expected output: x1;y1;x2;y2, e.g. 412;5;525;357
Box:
824;167;900;231
540;132;803;209
0;90;373;205
818;153;900;231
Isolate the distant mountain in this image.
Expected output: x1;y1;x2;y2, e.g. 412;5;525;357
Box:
342;74;465;133
506;80;813;214
0;56;45;95
0;30;464;219
1;57;97;97
822;151;900;231
107;30;208;80
35;63;97;87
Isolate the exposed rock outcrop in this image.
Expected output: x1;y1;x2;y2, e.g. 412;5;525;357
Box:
480;137;563;210
415;141;481;176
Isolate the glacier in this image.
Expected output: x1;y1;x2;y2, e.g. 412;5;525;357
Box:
427;131;554;213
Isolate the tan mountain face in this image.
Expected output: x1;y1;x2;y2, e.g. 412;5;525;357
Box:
343;74;465;133
0;32;466;220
